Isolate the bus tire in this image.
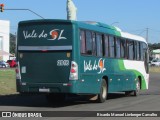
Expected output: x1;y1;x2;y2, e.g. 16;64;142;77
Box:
133;78;140;96
97;79;107;103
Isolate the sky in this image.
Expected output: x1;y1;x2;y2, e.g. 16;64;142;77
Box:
0;0;160;43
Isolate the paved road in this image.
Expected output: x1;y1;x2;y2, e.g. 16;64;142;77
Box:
0;73;159;120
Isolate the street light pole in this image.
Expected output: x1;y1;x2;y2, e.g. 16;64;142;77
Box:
4;8;45;19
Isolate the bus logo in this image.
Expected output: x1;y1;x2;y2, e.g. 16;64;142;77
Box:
23;29;67;41
48;29;67;41
84;58;106;74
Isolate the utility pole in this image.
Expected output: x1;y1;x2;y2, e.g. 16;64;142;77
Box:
146;28;149;43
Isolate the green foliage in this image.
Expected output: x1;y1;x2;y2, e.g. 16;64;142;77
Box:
148;43;160;50
10;33;16;54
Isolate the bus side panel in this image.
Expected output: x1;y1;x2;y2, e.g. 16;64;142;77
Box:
118;59;149;90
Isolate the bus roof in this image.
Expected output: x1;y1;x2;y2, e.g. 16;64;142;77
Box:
120;31;146;43
79;21;147;44
18;19;147;44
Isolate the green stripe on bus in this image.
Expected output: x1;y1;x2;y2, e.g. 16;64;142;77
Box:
118;60;147;89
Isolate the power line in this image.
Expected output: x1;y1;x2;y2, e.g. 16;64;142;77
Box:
138;29;146;35
129;29;145;32
130;28;160;34
149;28;160;33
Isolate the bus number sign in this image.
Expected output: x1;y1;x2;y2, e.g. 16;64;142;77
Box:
57;60;69;66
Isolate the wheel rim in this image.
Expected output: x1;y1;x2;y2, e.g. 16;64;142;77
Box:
102;84;107;99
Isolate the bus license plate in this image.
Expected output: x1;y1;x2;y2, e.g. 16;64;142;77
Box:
39;88;50;92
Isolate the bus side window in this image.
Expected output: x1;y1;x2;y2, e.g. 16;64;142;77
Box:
137;42;140;60
128;40;134;60
143;43;149;73
96;34;103;57
104;35;109;57
120;39;126;58
109;36;115;58
133;41;135;60
85;31;93;55
140;42;144;61
143;43;147;60
116;38;121;58
134;41;137;60
126;40;129;59
92;32;96;56
80;30;86;54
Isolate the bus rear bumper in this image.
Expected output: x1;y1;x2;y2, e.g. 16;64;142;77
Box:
17;83;72;94
16;79;100;94
16;80;80;94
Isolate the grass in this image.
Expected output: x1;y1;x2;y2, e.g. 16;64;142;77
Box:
0;69;17;95
149;66;160;73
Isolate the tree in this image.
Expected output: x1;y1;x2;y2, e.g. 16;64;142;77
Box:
10;33;16;54
148;43;160;60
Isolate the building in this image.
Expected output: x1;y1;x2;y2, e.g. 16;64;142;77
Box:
152;49;160;59
0;20;10;61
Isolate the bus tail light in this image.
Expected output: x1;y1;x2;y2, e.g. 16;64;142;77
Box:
15;62;21;80
69;61;78;80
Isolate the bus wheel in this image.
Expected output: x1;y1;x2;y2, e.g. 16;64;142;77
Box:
97;79;107;103
46;93;66;103
133;78;140;96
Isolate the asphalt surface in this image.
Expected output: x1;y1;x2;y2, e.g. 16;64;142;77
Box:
0;73;160;120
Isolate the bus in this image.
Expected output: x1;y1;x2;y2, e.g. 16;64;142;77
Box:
16;19;149;103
